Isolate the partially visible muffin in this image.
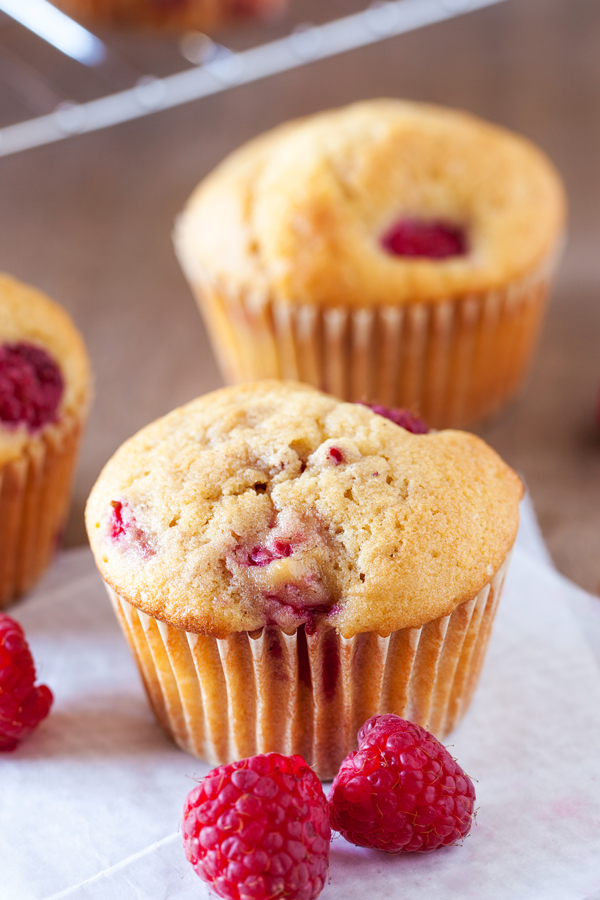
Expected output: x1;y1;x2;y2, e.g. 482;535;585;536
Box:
86;380;522;777
175;99;566;428
52;0;285;30
0;275;91;607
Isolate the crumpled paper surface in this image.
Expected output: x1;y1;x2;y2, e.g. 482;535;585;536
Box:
2;496;600;900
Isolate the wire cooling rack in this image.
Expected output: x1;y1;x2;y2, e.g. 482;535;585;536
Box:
0;0;507;157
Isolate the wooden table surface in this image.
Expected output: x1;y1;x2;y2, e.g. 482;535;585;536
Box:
0;0;599;595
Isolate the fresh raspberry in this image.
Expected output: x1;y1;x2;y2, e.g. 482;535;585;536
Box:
182;753;330;900
0;613;53;751
361;403;429;434
0;341;64;432
381;218;466;259
328;715;475;853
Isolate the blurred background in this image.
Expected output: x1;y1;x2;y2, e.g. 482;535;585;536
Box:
0;0;598;594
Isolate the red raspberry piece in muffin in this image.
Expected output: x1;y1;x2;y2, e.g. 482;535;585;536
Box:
109;501;155;558
0;341;64;432
182;752;330;900
328;714;475;853
360;402;428;434
381;218;467;259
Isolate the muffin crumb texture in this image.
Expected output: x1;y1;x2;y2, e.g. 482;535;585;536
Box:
86;382;522;638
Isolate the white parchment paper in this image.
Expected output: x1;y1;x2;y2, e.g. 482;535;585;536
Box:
2;497;600;900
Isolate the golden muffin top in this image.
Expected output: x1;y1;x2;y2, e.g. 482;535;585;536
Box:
0;274;91;465
86;381;522;639
176;99;565;308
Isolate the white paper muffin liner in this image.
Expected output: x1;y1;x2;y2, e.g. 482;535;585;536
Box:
106;553;510;779
0;413;83;609
183;248;559;429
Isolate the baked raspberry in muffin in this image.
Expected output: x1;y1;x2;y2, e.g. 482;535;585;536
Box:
51;0;285;30
86;381;521;777
0;274;91;608
175;99;566;428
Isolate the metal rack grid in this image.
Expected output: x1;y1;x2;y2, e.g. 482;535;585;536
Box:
0;0;507;157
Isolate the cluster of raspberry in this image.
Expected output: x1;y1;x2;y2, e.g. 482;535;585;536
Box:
1;611;475;900
182;716;475;900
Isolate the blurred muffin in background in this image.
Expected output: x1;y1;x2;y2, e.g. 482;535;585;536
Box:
175;99;566;429
0;275;91;608
52;0;286;30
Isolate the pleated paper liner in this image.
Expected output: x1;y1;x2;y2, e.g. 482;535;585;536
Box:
0;412;83;609
184;249;558;429
107;553;509;779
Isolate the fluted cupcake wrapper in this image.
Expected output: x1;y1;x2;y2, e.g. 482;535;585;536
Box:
106;552;510;779
183;247;560;429
0;414;82;609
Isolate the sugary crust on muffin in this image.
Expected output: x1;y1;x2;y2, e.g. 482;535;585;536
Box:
0;274;92;465
175;99;566;309
86;381;522;639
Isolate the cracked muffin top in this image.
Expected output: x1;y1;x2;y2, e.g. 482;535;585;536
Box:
174;99;565;309
85;381;522;638
0;274;91;466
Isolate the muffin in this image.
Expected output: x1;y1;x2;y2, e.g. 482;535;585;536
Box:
52;0;285;30
0;275;91;608
175;99;566;429
86;381;522;778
